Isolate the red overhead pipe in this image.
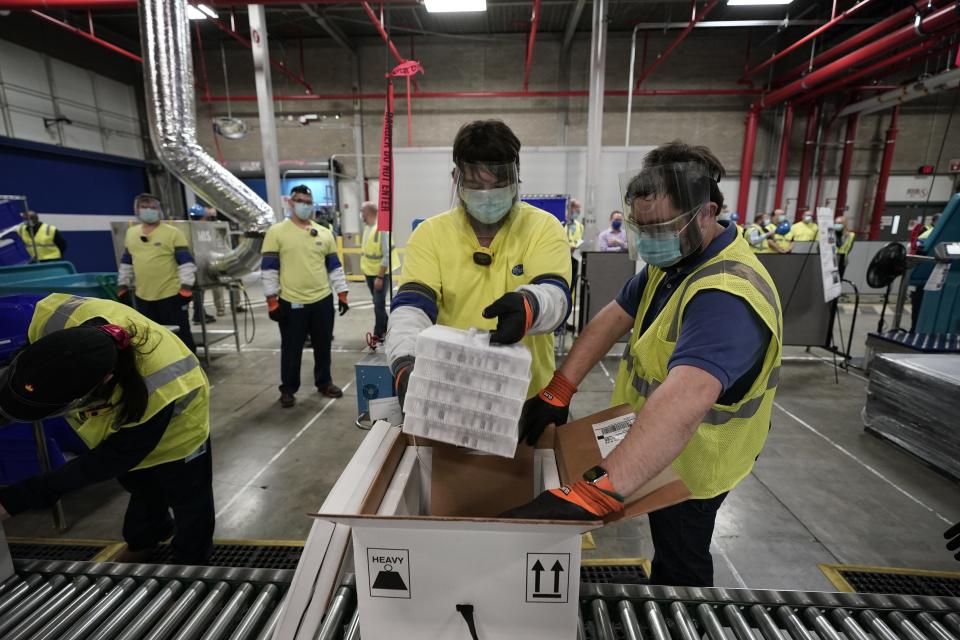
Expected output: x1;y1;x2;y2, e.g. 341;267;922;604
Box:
522;0;542;91
30;10;141;62
776;0;943;85
361;1;406;65
796;103;819;214
773;103;794;211
208;17;313;93
835;113;858;216
737;107;760;217
203;88;763;102
796;33;958;105
758;4;960;109
869;107;900;240
740;0;877;83
634;0;720;89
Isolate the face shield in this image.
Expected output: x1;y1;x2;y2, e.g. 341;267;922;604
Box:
456;162;519;225
0;358;109;425
134;194;163;224
620;162;713;267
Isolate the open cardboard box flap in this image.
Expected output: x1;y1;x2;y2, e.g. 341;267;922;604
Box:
554;404;692;524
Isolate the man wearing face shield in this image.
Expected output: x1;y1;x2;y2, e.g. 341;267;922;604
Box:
117;194;197;354
387;120;572;403
0;294;213;564
503;142;783;588
261;185;350;408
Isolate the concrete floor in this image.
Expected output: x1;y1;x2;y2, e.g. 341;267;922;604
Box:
5;276;959;592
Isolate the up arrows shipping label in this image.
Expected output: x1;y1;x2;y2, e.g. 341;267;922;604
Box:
525;553;570;604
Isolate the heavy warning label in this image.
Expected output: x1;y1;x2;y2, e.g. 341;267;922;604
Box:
367;547;411;599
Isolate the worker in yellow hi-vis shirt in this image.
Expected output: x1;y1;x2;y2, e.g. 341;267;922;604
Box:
386;120;572;404
261;185;350;409
17;211;66;262
0;294;212;565
360;201;399;345
117;194;197;354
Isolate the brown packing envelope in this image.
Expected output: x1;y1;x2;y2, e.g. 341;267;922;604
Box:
554;404;692;524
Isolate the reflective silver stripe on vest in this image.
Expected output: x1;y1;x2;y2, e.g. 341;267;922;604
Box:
172;386;201;417
666;260;781;342
144;354;199;394
42;295;88;335
630;365;780;425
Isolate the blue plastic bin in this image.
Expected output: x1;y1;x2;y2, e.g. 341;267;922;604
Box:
0;233;31;267
0;261;77;284
0;425;68;485
0;199;26;230
0;272;118;300
0;293;44;363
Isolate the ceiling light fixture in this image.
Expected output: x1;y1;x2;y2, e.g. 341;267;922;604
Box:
198;4;218;18
727;0;793;5
424;0;486;13
186;4;206;19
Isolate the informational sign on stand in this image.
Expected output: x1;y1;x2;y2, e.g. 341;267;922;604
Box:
817;207;842;303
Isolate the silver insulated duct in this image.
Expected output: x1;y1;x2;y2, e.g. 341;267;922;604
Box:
138;0;276;279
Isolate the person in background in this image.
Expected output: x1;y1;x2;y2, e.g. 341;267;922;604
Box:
18;210;66;262
0;294;213;565
788;208;819;242
833;215;855;277
768;210;793;254
387;119;571;404
504;142;782;588
598;211;628;252
187;205;217;326
262;185;350;408
910;213;941;330
566;198;584;331
117;194;197;354
360;201;398;344
917;214;940;252
744;212;774;253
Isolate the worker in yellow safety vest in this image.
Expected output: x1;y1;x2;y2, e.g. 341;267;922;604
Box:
0;294;213;565
360;201;400;343
503;142;783;588
917;214;940;252
767;209;793;253
386;120;572;403
743;212;774;253
833;215;856;277
17;211;66;262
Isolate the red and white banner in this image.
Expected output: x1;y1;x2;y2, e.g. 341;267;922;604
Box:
377;60;423;233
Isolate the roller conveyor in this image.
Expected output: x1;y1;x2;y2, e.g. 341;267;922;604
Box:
0;560;291;640
2;562;959;640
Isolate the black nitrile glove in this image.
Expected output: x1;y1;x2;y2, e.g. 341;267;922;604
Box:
267;296;285;323
518;371;577;445
482;291;536;345
500;491;594;520
946;521;960;561
338;292;349;316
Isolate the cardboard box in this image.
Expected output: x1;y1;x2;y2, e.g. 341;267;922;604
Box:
314;405;690;640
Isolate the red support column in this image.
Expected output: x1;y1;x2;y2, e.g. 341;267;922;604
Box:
835;113;858;216
737;107;760;218
796;103;819;215
869;107;900;240
813;124;829;214
773;103;794;210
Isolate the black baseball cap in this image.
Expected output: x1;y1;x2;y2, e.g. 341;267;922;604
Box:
0;326;117;422
290;184;312;197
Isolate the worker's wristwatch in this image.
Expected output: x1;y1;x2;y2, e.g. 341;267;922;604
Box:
582;465;609;485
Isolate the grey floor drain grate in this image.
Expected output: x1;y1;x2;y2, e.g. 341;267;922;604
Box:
9;542;112;562
581;563;648;585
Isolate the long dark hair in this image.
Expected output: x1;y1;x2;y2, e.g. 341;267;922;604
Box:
84;318;155;424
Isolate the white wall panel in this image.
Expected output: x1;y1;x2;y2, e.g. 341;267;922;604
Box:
93;74;138;119
62;123;104;152
50;60;95;105
0;40;47;93
9;110;57;144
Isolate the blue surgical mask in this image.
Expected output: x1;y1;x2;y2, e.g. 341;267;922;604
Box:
833;223;844;231
461;186;516;224
635;235;683;267
138;208;160;224
762;217;771;226
803;214;814;223
293;202;313;221
611;219;623;231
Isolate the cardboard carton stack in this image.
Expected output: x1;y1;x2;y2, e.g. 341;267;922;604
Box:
403;325;532;457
